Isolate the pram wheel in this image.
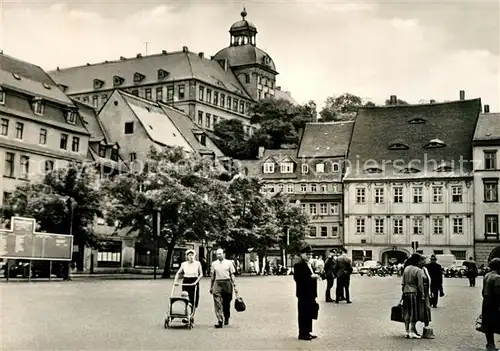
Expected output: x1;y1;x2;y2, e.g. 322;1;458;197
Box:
164;317;170;329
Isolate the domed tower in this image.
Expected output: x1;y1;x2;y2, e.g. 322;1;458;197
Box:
213;8;278;101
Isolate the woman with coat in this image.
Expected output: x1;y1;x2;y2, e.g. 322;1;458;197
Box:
419;256;435;338
481;257;500;351
401;253;425;339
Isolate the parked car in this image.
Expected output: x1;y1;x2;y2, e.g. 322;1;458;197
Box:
2;259;66;279
359;260;382;276
444;261;466;278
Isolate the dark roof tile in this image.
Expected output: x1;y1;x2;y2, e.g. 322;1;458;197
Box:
474;113;500;141
298;121;354;158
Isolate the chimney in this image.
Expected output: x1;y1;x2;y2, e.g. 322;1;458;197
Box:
162;50;167;55
390;95;397;105
258;146;265;159
198;52;204;59
56;67;60;71
182;46;189;53
120;56;126;60
430;99;435;104
459;90;465;100
136;53;142;58
484;105;490;113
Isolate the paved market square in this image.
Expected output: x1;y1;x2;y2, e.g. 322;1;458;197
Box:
1;275;494;350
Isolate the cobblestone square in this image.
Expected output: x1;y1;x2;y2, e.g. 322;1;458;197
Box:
2;275;495;350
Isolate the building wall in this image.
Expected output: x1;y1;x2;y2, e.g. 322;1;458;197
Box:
344;179;474;262
97;93;157;161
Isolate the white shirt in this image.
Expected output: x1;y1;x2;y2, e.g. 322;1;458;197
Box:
180;261;201;278
211;259;235;280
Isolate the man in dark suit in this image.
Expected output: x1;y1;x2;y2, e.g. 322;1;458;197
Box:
323;249;337;302
463;256;479;287
335;247;353;304
425;255;443;308
293;245;320;340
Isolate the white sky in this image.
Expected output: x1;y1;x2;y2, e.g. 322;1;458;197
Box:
1;0;499;111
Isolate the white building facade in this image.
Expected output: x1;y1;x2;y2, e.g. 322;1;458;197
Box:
473;108;500;265
343;94;481;264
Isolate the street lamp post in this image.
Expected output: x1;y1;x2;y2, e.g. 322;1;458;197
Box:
153;209;161;280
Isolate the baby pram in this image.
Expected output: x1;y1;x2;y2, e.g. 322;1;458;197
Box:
164;280;198;329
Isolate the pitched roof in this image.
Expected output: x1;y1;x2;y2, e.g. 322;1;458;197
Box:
262;148;297;161
0;53;74;106
298;121;354;158
474;113;500;142
118;91;193;151
345;99;481;179
72;99;108;141
158;102;223;156
48;50;251;99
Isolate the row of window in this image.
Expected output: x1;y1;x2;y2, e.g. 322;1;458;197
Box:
1;118;81;152
354;216;466;235
263;161;341;174
355;185;465;204
198;86;250;115
0;89;77;125
300;202;340;215
263;182;342;194
307;225;340;238
3;151;55;179
96;144;119;161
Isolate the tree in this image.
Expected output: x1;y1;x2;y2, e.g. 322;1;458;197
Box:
0;165;103;268
104;146;235;278
250;97;315;149
385;98;409;105
211;119;258;159
319;93;368;122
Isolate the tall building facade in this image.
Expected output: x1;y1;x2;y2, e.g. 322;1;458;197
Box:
473;106;500;265
0;53;90;206
259;121;353;257
343;94;481;264
48;9;287;137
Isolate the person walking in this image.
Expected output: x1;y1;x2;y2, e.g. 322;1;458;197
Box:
335;248;353;304
401;253;425;339
293;245;320;341
210;248;238;328
464;256;479;287
425;255;443;308
419;256;435;338
174;249;203;309
324;249;337;302
481;258;500;351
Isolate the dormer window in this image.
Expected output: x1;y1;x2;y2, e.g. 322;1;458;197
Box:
58;84;68;92
435;162;453;172
424;139;446;149
200;134;206;146
98;144;106;158
157;69;169;80
43;83;51;90
93;79;104;89
409;118;426;124
66;111;77;125
113;75;125;87
111;145;119;161
315;163;325;173
280;162;293;173
302;164;309;174
33;98;44;116
388;143;409;150
332;162;340;172
263;162;275;174
134;72;145;83
399;167;421;174
365;167;383;174
12;73;21;80
0;88;5;105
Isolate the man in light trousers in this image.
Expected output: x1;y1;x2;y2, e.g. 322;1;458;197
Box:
210;248;238;328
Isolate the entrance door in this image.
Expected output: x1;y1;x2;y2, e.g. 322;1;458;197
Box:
382;250;408;265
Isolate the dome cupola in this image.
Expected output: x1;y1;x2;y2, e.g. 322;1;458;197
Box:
229;8;257;46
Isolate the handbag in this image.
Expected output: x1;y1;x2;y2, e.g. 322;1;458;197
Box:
234;295;246;312
391;300;404;323
440;287;445;297
476;314;484;333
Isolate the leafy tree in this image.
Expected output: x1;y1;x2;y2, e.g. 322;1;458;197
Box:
104;146;234;278
211;119;258;160
0;165;103;269
250;97;315;149
319;93;369;122
385;98;409;105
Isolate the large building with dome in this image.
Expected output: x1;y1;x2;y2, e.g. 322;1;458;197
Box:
49;9;294;136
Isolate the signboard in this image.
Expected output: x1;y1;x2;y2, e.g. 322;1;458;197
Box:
0;217;73;260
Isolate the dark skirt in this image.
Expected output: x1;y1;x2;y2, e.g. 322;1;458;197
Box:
402;292;427;323
182;277;200;308
482;298;500;334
